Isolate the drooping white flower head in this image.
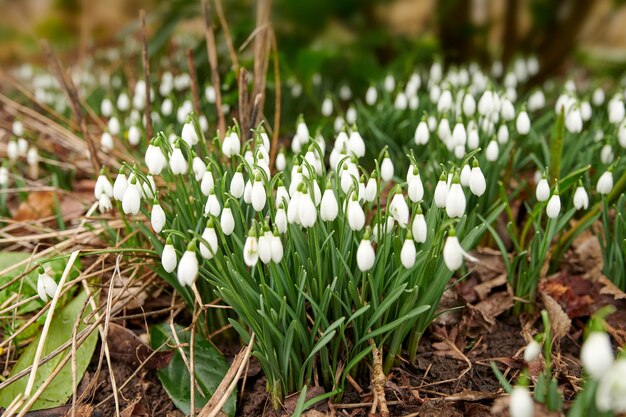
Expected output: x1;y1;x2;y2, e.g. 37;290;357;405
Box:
162;237;178;273
347;192;365;231
596;358;626;413
205;188;221;217
270;229;283;263
200;218;219;260
407;165;424;203
181;120;199;147
460;164;471;187
219;200;235;235
524;340;541;363
434;172;449;208
145;138;167;175
320;185;339;222
581;331;614;380
597;169;613;195
321;97;333;117
0;166;9;187
509;386;534;417
243;226;259;267
7;141;18;162
222;130;241;157
389;188;409;228
486;139;499;161
365;85;378;106
400;233;416;268
443;228;477;271
356;228;376;272
177;241;199;287
445;174;466;218
113;169;128;201
573;183;589;210
151;201;166;233
13;120;24;136
94;170;113;200
230;168;245;198
258;226;273;264
546;187;561;219
469;159;486;197
383;74;395;92
108;116;121;136
536;177;550;202
101;131;114;153
516;110;531;135
365;172;378;203
276;150;287;171
201;168;214;196
122;177;141;215
128;125;141;146
251;173;267;212
380;153;394;182
37;267;57;302
412;205;427;243
348;129;365;158
275;203;288;234
297;184;317;228
414;120;430;145
170;141;188;175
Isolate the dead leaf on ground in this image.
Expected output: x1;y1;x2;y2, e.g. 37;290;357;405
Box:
107;323;173;369
12;191;56;221
541;292;572;341
120;396;148;417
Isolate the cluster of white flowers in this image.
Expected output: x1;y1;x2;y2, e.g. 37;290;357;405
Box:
1;119;41;187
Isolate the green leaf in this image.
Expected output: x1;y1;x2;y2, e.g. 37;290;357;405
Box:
150;323;236;416
0;290;98;410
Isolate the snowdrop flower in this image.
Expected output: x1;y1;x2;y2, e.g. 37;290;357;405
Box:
200;219;219;259
438;118;451;142
258;226;273;264
122;177;141;215
469;160;486;197
243;226;259;267
412;206;427;243
128;125;141;146
394;92;408;110
516;111;531;135
437;90;453;113
596;358;626;413
383;74;395;92
192;155;206;182
181;121;199;146
573;183;589;210
117;92;130;111
463;93;476;117
380;153;394;181
445;174;466;218
400;233;416;268
347;193;365;231
275;180;290;209
108;117;121;136
600;144;614;165
297;185;317;228
270;230;283;263
348;130;365;158
365;173;377;202
16;138;28;157
222;131;241;157
546;188;561;219
320;186;338;221
251;174;266;212
414;120;429;145
170;142;188;175
113;169;128;201
509;386;534;417
536;177;550;201
94;170;113;200
581;332;614;380
98;194;112;213
365;85;378;105
608;98;625;124
460;164;471;187
339;85;352;101
485;140;499;161
37;267;57;302
592;87;605;106
321;97;333;117
334;116;345;132
7;141;18;162
161;238;177;273
205;85;216;103
151;201;166;233
434;173;449;208
497;124;509;144
275;204;287;233
389;189;409;227
161;98;173;116
500;99;515;121
230;168;245;198
565;107;583;133
407;165;424;202
357;228;375;272
0;166;8;187
145;140;167;175
205;189;221;217
101;131;114;153
619;123;626;149
467;125;479;150
243;180;252;204
443;228;477;271
12;120;24;136
597;169;613;195
177;242;199;287
217;200;235;235
276;150;287;171
452;123;467;147
201;168;214;196
580;101;592;122
524;340;541;363
528;90;545;111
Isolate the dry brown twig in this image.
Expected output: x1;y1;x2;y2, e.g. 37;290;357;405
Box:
139;9;153;141
186;49;202;116
214;0;240;76
369;339;390;417
202;0;226;140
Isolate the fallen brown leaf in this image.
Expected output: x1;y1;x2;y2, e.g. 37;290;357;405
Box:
13;191;56;221
541;292;572;341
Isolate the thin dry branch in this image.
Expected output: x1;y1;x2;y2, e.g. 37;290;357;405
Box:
202;0;226;140
250;0;272;128
269;29;281;169
140;9;153;141
186;49;202;116
369;339;389;417
214;0;240;75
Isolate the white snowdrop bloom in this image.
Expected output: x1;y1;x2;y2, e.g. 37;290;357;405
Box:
287;188;302;225
486;140;499;161
275;205;288;233
365;175;377;202
346;107;357;125
220;205;235;235
600;144;614;165
357;233;375;272
467;126;479;150
191;156;206;182
597;170;613;195
437;118;451;142
580;101;592;122
205;189;221;217
151;203;166;233
509;386;534;417
469;162;486;197
298;188;317;228
608;98;625;124
414;120;429;145
244;181;253;205
380;155;394;181
412;210;427;243
365;85;378;105
565;107;583;133
275;182;290;209
497;124;509;144
394;92;408;110
122;179;141;215
429;84;441;105
400;236;417;268
37;268;57;302
297;119;310;144
460;164;471;187
407;166;424;202
258;228;273;264
427;115;437;132
222;131;241;157
243;228;259;267
181;122;198;146
592;87;605;106
200;169;214;196
0;166;8;187
320;188;338;221
619;123;626;148
335;130;349;151
270;232;283;263
573;185;589;210
383;74;395;92
117;92;130;111
145;142;167;175
25;146;38;167
169;145;188;175
16;138;28;157
596;358;626;413
528;90;545;111
177;244;199;287
276;151;287;171
339;85;352;101
500;99;515;121
200;220;219;260
128;125;141;146
443;229;477;271
478;90;495;116
112;171;128;201
348;130;365;157
524;340;541;363
536;178;550;202
581;332;614;380
94;173;113;199
462;93;476;117
445;177;466;218
452;123;467;147
434;174;449;208
516;111;531;135
321;97;333;117
13;120;25;137
161;239;177;273
7;141;18;162
108;116;121;135
347;194;365;231
98;194;112;213
251;175;266;212
334;116;345;132
101;131;114;153
100;98;113;117
546;191;561;219
430;62;443;82
205;85;216;103
244;150;254;166
389;191;409;227
437;90;453;113
291;82;302;98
